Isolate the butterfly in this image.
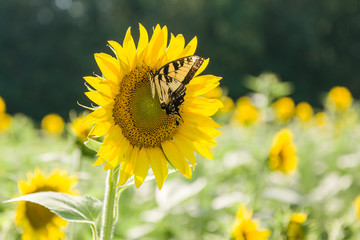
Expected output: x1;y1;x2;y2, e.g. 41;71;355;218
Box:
149;55;205;123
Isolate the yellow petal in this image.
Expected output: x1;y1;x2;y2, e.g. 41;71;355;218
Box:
117;146;138;186
180;123;219;145
103;157;119;170
94;53;121;82
180;36;197;57
82;107;108;125
18;180;29;194
184;120;221;139
182;112;222;129
123;27;137;69
144;25;161;66
93;156;107;166
162;141;192;179
149;26;165;68
185;97;223;116
97;126;124;160
187;81;220;97
85;91;112;106
173;135;196;169
88;121;112;138
188;74;222;88
83;76;116;98
102;144;129;170
177;130;214;160
166;34;185;61
193;141;213;160
187;77;221;97
147;147;168;190
102;140;130;171
134;148;150;188
137;23;149;57
161;25;168;50
107;40;129;72
118;137;131;161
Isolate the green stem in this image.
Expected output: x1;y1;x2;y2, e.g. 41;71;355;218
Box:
100;167;119;240
113;186;128;225
90;223;98;240
252;124;270;209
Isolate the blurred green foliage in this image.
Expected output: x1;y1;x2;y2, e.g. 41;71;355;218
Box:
2;87;360;239
1;0;360;120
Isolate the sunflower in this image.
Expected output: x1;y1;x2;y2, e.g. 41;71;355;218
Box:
268;128;297;174
314;112;329;129
231;205;271;240
272;97;295;123
15;169;77;240
286;213;307;240
0;96;6;113
0;113;11;131
41;114;65;136
354;195;360;220
70;116;92;143
220;96;235;114
231;96;259;126
326;86;352;111
83;24;222;189
295;102;313;123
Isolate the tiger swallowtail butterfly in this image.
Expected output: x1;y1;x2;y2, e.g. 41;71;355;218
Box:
149;55;204;124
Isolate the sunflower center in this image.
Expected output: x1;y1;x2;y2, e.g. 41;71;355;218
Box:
113;66;179;148
25;187;57;230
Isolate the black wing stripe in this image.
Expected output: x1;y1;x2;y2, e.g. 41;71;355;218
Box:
179;58;184;67
182;57;204;85
163;65;169;76
164;75;172;83
173;61;179;71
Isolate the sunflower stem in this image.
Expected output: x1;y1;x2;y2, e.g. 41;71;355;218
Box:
90;223;98;240
113;186;128;225
100;167;119;240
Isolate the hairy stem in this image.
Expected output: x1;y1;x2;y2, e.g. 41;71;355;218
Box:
100;167;119;240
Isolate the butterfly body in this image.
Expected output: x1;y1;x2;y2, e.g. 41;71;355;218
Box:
149;55;204;121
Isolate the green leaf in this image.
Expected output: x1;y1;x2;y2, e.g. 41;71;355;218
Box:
6;192;103;224
243;72;294;101
84;138;102;152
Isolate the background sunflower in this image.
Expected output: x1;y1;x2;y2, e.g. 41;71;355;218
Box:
15;169;77;240
2;2;360;238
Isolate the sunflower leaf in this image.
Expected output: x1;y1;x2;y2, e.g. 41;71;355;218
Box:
84;138;102;152
6;192;103;224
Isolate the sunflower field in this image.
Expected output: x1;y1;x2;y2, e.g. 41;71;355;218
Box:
1;43;360;240
0;13;360;240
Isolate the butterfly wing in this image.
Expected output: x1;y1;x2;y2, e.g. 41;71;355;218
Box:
151;73;172;106
156;55;204;85
149;55;205;116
